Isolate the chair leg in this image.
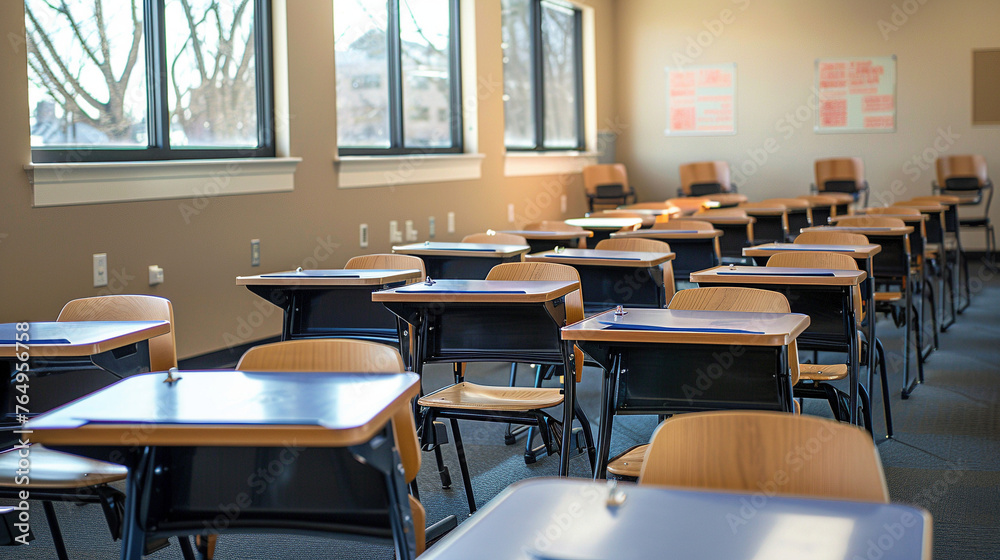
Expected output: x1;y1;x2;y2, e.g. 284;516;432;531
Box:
859;383;873;435
926;277;939;350
179;536;198;560
42;501;71;560
574;399;597;473
449;419;477;515
912;303;925;382
959;245;971;312
876;338;894;438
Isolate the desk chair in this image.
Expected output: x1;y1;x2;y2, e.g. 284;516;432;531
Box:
582;164;636;212
691;208;755;264
417;262;596;514
605;287;798;480
934;155;996;270
677;161;747;208
0;295;194;560
462;232;528;246
910;195;967;318
766;252;890;436
639;411;889;502
794;230;870;246
236;339;428;554
739;201;789;245
797;194;840;226
346;253;426;279
814;157;870;209
595;237;676;303
763;198;813;240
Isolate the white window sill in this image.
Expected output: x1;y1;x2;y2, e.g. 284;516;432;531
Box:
504;151;599;177
336;153;485;189
24;157;302;207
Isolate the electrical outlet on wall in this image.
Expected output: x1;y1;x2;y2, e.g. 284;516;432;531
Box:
389;221;403;243
428;216;436;238
405;220;418;241
447;212;455;234
359;224;369;248
93;253;108;287
251;239;261;267
507;204;516;223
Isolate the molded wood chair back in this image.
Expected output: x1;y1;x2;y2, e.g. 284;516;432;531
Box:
346;253;426;281
679;161;733;196
795;231;870;246
58;295;176;372
639;410;890;502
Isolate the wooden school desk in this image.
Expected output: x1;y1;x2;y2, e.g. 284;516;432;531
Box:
0;321;169;444
236;268;420;343
526;248;675;313
498;229;593;253
564;217;644;248
561;308;809;477
612;227;723;282
374;279;581;476
393;242;529;279
691;266;868;427
28;370;422;560
420;478;932;560
800;226;921;397
745;242;881;400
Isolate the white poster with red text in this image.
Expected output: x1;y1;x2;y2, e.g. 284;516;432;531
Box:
815;56;896;133
665;64;737;136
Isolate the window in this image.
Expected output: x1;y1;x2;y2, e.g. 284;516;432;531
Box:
25;0;274;163
502;0;584;151
334;0;462;155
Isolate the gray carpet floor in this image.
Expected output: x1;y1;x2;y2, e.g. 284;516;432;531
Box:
4;262;999;559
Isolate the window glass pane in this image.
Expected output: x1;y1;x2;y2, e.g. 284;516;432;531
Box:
541;1;579;149
335;0;391;148
501;0;533;149
165;0;259;148
26;0;148;148
400;0;453;148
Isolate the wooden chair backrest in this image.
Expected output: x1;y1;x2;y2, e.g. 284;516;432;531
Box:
345;253;426;280
462;232;528;245
766;252;862;322
815;157;865;190
936;154;989;187
794;231;870;246
57;295;177;371
831;216;906;229
668;286;790;313
524;220;586;233
639;410;890;502
679;161;732;195
582;164;629;196
651;219;716;232
486;262;585;382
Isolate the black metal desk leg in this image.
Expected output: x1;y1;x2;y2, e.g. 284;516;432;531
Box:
559;341;575;477
119;449;152;560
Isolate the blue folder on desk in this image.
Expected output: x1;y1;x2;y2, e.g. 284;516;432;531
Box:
544;254;642;260
425;247;497;252
396;289;528;294
0;324;71;344
262;271;361;278
598;322;763;334
653;230;699;234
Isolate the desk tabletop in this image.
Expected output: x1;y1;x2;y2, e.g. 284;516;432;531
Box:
420;478;931;560
562;308;809;346
373;279;579;303
704;193;749;206
739;204;788;216
802;226;913;236
886;203;946;213
526;249;675;268
393;242;530;258
837;213;927;223
0;321;171;358
499;230;593;240
692;214;756;225
691;266;866;286
614;205;683;217
744;243;881;259
27;370;420;448
565;217;644;230
612;228;723;240
237;268;422;286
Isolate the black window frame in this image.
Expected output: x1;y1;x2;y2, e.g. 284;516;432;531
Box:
29;0;275;164
336;0;463;156
505;0;585;152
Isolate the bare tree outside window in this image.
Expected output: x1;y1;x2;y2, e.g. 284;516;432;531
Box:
27;0;261;150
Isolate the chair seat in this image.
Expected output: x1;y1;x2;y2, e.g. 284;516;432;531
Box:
607;444;648;478
0;445;126;489
418;382;564;411
798;363;849;382
874;292;904;303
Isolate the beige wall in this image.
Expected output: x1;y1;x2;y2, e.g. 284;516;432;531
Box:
615;0;1000;248
0;0;614;358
